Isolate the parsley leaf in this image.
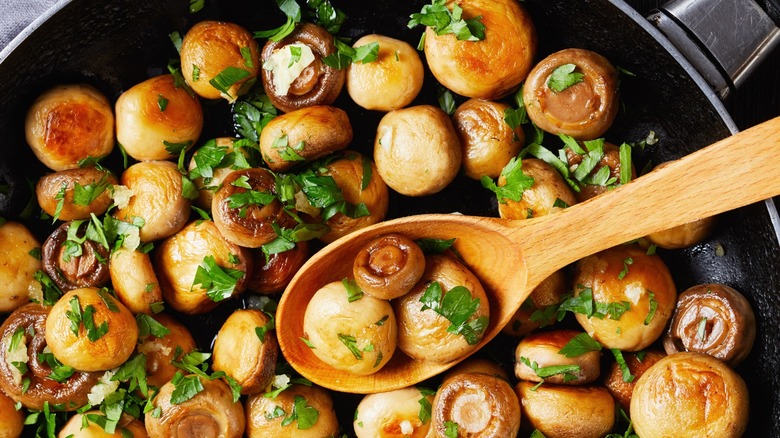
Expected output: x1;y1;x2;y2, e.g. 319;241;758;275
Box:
111;353;149;395
610;348;635;383
338;333;363;360
438;87;455;115
547;63;584;93
73;174;112;206
282;395;319;430
136;314;171;338
192;255;245;302
419;282;487;345
415;238;456;254
409;0;486;42
170;372;204;404
558;333;602;357
444;420;459;438
209;66;250;98
343;278;364;302
481;157;535;204
520;356;581;381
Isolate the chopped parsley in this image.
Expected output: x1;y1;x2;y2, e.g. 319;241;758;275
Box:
415;237;456;254
618;257;633;279
481;157;535;204
209;66;250;98
255;313;276;343
73;174;112;206
644;292;658;325
409;0;486;42
322;40;381;69
610;348;635;383
419;282;488;345
520;356;581;384
272;135;306;162
417;387;435;424
281;395;319;430
343;278;364;302
558;333;602;357
64;295;109;342
547;63;584;93
444;420;460;438
157;94;168;112
192;255;245;302
338;333;363;360
170;372;205;404
437;87;455;115
136;314;171;338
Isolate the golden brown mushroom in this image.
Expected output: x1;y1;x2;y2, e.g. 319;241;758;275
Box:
245;241;309;294
353;386;434;438
25;84;114;171
497;158;577;220
36;166;117;221
244;383;339;437
109;247;163;314
514;330;601;385
565;140;635;202
603;349;666;412
58;411;148;437
41;221;110;292
137;313;197;389
0;389;24;438
115;74;204;161
502;269;567;337
0;221;40;312
260;23;345;113
353;233;425;300
523;48;619;140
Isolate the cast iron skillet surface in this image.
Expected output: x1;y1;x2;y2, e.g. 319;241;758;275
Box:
1;0;779;435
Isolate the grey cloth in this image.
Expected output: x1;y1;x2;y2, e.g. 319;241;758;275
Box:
1;0;60;50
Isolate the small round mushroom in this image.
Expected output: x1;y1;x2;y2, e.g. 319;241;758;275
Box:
45;287;138;372
631;352;749;438
502;269;567;337
514;330;601;385
41;221;110;292
646;218;716;249
374;105;462;196
453;98;524;180
58;411;148;438
303;280;396;375
317;151;389;243
261;23;345;113
429;372;520;437
662;283;756;367
155;220;252;314
211;168;295;248
245;241;309;294
515;381;616;438
353;386;434;438
0;304;101;411
353;233;425;300
146;375;245;438
523;48;619;140
0;389;24;438
0;221;40;312
245;384;339;437
346;34;424;112
573;244;677;351
115;74;204;161
497;158;577;220
422;0;536;99
565;141;635;202
603;349;665;412
394;254;490;363
181;20;260;101
36;166;117;221
25;84;114;171
213;309;278;395
137;313;197;389
109;247;164;314
113;160;191;242
258;105;352;173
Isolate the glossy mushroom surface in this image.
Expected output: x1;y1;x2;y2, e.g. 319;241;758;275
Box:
603;350;666;412
0;221;40;312
496;158;577;220
41;221;110;292
353;233;425;300
244;383;339;437
353;386;434;438
137;313;197;389
246;240;309;294
0;389;24;438
35;166;116;221
109;248;164;314
514;330;601;385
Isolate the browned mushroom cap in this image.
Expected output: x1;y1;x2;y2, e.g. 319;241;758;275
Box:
59;410;148;437
603;350;666;412
0;304;101;411
245;383;339;437
646;217;716;249
137;313;197;389
516;381;616;438
502;269;567;337
41;221;110;292
353;386;434;438
430;372;520;437
523;48;619;140
631;352;748;438
514;330;601;385
258;105;352;173
36;166;117;221
246;240;309;294
212;168;295;248
146;375;245;438
0;221;40;313
497;158;577;220
213;309;278;395
565;141;636;202
662;284;756;367
109;247;164;314
0;389;24;438
261;23;345;113
353;234;425;300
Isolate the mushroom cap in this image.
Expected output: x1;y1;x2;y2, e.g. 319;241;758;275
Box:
0;221;40;312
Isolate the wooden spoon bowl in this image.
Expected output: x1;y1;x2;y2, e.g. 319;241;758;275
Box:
277;116;780;394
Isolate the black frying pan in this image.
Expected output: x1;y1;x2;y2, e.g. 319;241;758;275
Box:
1;0;779;436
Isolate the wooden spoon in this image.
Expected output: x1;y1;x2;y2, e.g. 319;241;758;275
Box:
277;116;780;394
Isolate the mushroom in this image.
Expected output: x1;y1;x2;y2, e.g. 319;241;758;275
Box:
260;23;345;113
258;105;352;173
212;309;278;395
631;352;749;438
523;48;619;140
211;168;295;248
145;374;245;438
180;20;260;101
25;84;114;171
244;383;339;437
502;269;567;337
394;254;490;364
515;381;616;438
137;313;197;389
429;372;520;437
374;105;462;196
353;233;425;300
41;221;110;292
188;137;260;210
109;247;164;314
0;220;40;312
115;74;204;161
35;166;117;221
317;151;389;243
0;303;101;411
246;240;309;294
496;158;577;220
453;98;524;180
565;140;635;202
573;244;677;351
422;0;536;99
44;287;138;372
603;349;666;412
303;280;396;375
514;330;601;385
346;34;424;112
0;389;24;438
58;411;148;437
113;160;191;242
662;283;756;367
155;220;252;314
353;386;434;438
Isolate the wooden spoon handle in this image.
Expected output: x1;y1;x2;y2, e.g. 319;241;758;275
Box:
513;116;780;288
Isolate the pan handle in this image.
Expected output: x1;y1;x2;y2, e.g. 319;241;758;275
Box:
648;0;780;99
